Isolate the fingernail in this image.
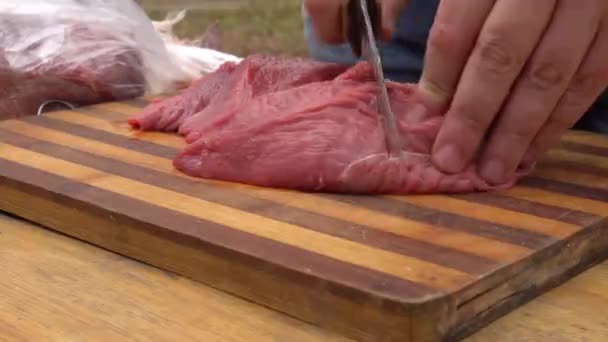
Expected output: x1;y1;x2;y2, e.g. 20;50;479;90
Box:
480;159;506;184
433;145;464;173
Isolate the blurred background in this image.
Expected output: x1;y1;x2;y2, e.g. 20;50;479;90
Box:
135;0;308;57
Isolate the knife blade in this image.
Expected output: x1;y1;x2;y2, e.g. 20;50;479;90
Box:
346;0;403;157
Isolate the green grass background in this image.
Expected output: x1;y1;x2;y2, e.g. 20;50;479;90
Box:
136;0;309;57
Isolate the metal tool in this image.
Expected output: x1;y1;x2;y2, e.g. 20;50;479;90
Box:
345;0;403;157
37;100;77;116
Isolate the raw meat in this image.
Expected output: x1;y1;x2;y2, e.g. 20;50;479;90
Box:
129;61;239;132
129;55;349;136
0;24;145;119
129;55;532;194
0;0;194;120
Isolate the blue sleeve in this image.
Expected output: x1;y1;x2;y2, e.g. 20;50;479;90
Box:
574;91;608;134
302;0;439;83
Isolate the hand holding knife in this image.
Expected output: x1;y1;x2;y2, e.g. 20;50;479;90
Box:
344;0;403;158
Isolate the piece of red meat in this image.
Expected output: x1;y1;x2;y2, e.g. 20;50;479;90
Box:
129;61;238;132
129;55;349;139
129;55;533;194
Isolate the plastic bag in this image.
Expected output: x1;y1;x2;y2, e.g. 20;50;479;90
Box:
151;10;243;79
0;0;192;118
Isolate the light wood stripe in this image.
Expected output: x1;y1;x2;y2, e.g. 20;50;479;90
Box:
50;111;184;149
504;187;608;217
562;130;608;149
2;119;533;263
391;196;578;238
1;120;172;175
533;168;608;191
0;143;474;290
100;102;147;116
546;149;608;171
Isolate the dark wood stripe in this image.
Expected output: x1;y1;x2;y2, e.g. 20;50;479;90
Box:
20;115;551;250
0;157;437;300
560;141;608;157
121;97;153;108
21;115;177;159
538;158;608;178
521;177;608;203
325;194;553;250
453;192;600;226
0;128;498;274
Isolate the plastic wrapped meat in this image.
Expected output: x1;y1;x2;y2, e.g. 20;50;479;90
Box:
0;0;190;119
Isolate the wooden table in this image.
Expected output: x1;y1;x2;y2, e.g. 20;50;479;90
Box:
1;213;607;341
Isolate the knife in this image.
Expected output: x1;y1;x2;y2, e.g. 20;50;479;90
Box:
345;0;403;157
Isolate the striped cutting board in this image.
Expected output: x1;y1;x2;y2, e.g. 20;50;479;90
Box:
0;98;607;342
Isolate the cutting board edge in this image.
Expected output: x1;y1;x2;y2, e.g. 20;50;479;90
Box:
444;218;608;341
0;175;443;342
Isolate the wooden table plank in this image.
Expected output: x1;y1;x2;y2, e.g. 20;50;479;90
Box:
0;214;350;342
469;262;608;341
1;214;607;341
1;99;608;341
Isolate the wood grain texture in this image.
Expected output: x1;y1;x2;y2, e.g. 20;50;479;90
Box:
0;100;607;341
0;214;351;342
2;213;606;342
468;260;608;342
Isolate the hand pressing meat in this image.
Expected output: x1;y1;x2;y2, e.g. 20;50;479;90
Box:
421;0;608;185
303;0;608;187
129;55;533;195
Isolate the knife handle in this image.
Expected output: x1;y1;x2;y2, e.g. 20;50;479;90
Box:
343;0;382;58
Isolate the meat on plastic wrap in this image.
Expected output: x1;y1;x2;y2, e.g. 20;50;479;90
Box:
0;0;193;119
129;55;534;195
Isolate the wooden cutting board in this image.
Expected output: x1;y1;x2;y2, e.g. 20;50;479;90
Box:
0;99;607;342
